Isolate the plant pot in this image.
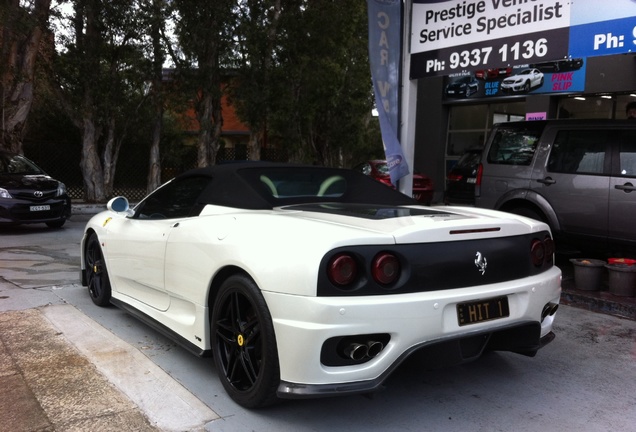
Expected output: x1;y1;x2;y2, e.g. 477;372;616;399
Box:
569;258;605;291
607;258;636;266
605;264;636;297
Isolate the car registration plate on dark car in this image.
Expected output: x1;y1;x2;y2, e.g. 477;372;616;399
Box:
457;296;509;326
30;205;50;212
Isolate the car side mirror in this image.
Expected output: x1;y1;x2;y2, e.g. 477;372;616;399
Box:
107;196;134;216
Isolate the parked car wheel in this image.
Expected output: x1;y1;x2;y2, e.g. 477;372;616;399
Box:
46;220;66;228
508;206;547;225
211;274;280;408
85;233;112;306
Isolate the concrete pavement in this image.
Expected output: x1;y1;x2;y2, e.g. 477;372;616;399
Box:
0;208;218;431
0;300;219;432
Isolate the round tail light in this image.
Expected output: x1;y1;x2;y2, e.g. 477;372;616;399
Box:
544;236;555;263
372;252;400;285
530;238;546;267
327;254;358;286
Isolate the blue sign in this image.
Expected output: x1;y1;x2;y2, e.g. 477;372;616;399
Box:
570;16;636;58
367;0;409;184
410;0;636;79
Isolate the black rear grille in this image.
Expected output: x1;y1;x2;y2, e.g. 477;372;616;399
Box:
318;231;554;296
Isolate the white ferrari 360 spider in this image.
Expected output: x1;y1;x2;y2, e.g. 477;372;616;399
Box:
80;163;561;408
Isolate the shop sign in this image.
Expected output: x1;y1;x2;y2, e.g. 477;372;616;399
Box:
411;0;636;79
569;0;636;58
442;60;586;101
526;112;547;121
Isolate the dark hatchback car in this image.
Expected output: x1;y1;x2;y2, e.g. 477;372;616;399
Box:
353;160;434;204
445;76;479;98
0;150;71;227
445;148;482;205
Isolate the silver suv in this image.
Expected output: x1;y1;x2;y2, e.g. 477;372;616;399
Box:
475;119;636;253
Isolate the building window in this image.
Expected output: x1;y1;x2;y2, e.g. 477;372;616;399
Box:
557;93;636;119
446;102;525;174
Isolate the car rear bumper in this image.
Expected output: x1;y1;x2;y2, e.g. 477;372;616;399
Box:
278;325;556;399
264;266;561;398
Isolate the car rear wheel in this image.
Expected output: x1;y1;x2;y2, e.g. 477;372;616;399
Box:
211;274;280;408
85;232;112;306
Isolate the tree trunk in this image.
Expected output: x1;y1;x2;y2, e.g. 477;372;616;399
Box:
0;0;52;153
196;92;213;167
147;0;164;193
78;0;105;203
80;116;105;202
102;118;116;197
247;132;261;161
147;124;161;193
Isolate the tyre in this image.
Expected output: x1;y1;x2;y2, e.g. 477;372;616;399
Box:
46;219;65;228
211;274;280;408
523;81;530;92
85;232;112;306
509;206;546;224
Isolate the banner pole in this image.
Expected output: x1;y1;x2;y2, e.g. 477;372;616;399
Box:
398;0;416;199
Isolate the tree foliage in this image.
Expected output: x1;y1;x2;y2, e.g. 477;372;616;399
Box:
53;0;152;201
167;0;236;167
7;0;381;201
231;0;378;167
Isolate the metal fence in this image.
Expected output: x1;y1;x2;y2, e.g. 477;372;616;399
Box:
23;140;288;202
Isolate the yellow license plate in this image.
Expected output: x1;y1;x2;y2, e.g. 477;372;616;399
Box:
457;296;509;326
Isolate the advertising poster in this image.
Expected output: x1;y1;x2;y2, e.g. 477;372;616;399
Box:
442;58;586;101
411;0;636;80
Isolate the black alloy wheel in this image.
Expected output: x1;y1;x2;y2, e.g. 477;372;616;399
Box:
211;274;280;408
85;232;112;306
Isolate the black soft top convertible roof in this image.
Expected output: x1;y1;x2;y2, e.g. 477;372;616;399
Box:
174;162;418;210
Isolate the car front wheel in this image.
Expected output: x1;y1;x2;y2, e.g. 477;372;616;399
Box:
46;219;65;228
85;232;112;306
211;274;280;408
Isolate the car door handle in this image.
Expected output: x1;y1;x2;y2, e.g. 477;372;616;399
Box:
536;177;556;185
615;182;636;192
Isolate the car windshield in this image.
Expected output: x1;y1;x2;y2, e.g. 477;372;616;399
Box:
0;154;44;175
487;125;543;166
456;150;482;168
230;165;418;208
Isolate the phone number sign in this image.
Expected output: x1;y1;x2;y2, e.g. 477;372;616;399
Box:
410;28;569;78
409;0;636;79
569;16;636;58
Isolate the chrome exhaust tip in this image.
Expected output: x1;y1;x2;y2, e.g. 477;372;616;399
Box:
366;341;384;358
541;302;559;321
344;343;368;361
